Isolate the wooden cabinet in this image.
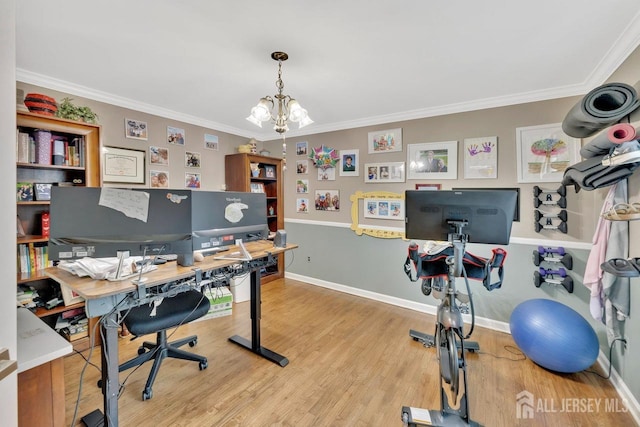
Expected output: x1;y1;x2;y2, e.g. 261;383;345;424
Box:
225;153;284;282
16;111;101;352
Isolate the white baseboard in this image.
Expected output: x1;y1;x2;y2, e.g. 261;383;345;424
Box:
286;271;640;421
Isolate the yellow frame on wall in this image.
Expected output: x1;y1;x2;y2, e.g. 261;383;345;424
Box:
350;190;406;239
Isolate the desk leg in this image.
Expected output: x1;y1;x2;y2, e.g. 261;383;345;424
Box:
100;312;120;426
228;269;289;367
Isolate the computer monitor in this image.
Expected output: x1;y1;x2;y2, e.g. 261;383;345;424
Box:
49;187;194;264
191;191;268;253
404;189;517;245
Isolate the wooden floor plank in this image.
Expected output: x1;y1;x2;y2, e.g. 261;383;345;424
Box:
64;278;636;426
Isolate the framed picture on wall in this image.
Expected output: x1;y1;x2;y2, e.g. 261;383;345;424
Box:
339;149;359;176
296;141;308;156
150;170;169;188
364;162;405;183
368;128;402;154
204;133;219;150
296;160;309;174
168;126;185;145
296;198;309;213
515;123;581;183
317;167;336;181
103;146;145;184
125;118;148;140
149;146;169;165
185;151;201;168
296;179;309;194
315;189;340;211
463;136;498;179
407;141;458;180
364;197;404;220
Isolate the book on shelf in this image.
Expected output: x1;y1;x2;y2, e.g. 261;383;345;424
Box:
17;242;50;274
17;128;85;166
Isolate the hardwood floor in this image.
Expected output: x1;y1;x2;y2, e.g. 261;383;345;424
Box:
64;278;636;426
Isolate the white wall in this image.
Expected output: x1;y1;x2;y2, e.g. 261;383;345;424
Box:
0;1;19;426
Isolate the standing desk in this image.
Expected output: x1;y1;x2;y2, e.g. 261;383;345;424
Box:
46;240;297;427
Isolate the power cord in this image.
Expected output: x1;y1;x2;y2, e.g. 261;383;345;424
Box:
585;337;627;380
477;345;527;362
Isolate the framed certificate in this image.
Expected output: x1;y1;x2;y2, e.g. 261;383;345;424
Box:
103;146;146;184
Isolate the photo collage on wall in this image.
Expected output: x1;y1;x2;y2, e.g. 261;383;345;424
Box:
125;118;220;189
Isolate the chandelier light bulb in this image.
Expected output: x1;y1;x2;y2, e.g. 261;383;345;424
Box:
246;52;313;134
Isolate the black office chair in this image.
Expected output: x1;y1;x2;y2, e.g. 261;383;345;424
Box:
119;289;211;400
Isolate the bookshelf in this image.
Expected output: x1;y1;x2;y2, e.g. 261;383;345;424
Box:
16;111;101;351
225;153;284;283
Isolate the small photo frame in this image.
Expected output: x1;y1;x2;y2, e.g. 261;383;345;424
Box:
315;190;340;211
296;141;308;156
103;146;146;184
407;141;458;180
317;167;336;181
364;162;405;183
516;123;581;183
296;179;309;194
185;151;201;168
415;183;441;191
61;285;84;306
463;136;498;179
368;128;402;154
296;160;309;174
168;126;185;145
204;133;219;150
364;198;404;220
150;170;169;188
339;149;359;177
264;165;276;178
296;198;309;213
34;183;52;201
125;118;148;140
16;182;33;201
149;146;169;165
250;182;265;193
185;172;201;188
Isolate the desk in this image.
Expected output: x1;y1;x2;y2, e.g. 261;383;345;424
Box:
17;307;73;427
46;240;297;427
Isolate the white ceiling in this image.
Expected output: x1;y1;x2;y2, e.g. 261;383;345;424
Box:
15;1;640;141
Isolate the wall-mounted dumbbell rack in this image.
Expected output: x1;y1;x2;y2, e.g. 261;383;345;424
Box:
532;245;574;293
533;185;568;234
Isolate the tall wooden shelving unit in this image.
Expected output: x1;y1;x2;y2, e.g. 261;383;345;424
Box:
16;111;101;352
225;153;284;283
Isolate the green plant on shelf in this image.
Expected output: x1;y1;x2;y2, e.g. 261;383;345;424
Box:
55;97;99;124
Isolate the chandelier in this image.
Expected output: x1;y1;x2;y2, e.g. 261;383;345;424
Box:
246;51;313;133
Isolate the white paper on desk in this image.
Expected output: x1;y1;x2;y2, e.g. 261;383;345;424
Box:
98;188;150;222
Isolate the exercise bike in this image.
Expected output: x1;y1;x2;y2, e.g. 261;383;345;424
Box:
402;189;516;427
402;221;480;427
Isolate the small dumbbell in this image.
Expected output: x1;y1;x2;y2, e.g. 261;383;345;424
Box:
533;270;574;293
534;209;568;223
538;246;565;256
539;267;567;277
533;185;567;208
532;248;573;269
535;217;568;233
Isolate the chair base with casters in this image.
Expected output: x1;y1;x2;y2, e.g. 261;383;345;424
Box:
118;289;211;401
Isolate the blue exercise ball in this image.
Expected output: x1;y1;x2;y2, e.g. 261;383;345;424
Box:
509;299;599;373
